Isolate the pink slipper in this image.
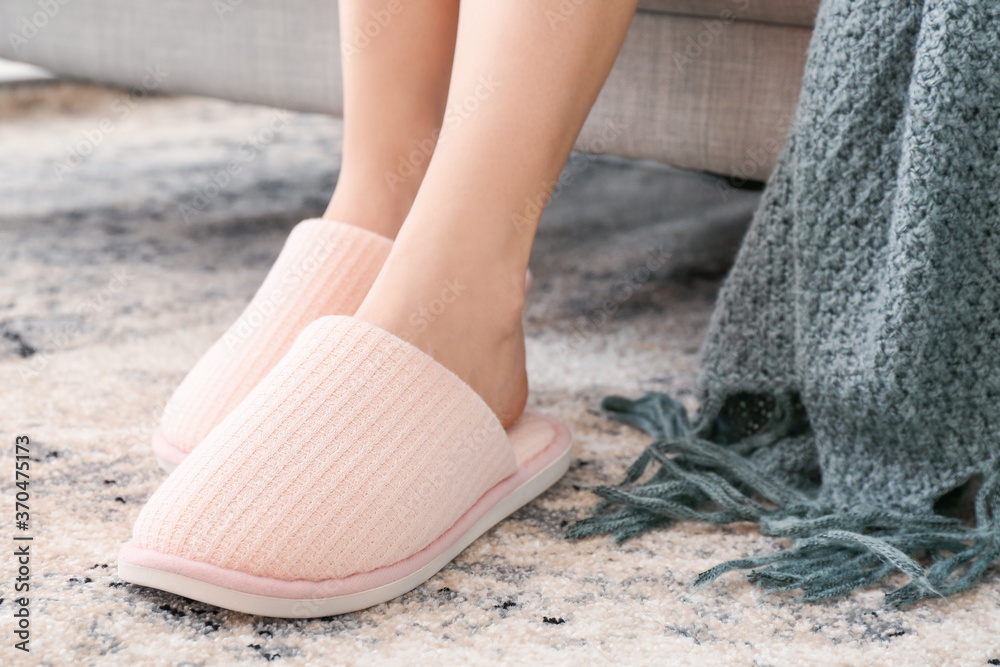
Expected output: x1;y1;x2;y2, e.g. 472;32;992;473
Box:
153;220;392;471
119;316;571;617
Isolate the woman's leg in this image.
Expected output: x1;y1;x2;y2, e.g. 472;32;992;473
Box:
152;1;462;459
324;0;460;238
356;0;638;426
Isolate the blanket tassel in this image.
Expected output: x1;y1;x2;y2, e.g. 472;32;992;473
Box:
569;393;1000;606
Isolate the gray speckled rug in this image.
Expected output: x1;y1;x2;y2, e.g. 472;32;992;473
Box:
2;82;999;666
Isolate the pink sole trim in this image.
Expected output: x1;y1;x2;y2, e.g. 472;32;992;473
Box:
151;428;187;469
121;411;571;601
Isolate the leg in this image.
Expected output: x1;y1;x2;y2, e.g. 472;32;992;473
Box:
125;1;636;607
356;0;638;425
154;0;462;460
324;0;460;238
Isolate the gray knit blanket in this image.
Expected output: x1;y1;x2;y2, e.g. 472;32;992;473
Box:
573;0;1000;606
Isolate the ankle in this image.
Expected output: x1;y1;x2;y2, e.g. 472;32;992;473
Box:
324;178;417;240
353;244;530;428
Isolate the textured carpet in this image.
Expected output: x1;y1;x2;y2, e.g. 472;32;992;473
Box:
1;82;999;666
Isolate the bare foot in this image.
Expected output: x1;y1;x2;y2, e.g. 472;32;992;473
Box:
354;236;529;429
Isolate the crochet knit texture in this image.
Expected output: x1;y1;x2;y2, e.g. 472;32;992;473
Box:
573;0;1000;605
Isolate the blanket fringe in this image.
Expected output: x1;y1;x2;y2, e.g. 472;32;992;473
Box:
569;393;1000;606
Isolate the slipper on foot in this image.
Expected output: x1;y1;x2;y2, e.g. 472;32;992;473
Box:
154;220;392;471
120;316;571;618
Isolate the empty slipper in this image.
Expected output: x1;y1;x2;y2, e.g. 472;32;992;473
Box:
153;220;392;471
120;316;572;618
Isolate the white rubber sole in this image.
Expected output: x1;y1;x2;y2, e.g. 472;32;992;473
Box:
119;442;571;618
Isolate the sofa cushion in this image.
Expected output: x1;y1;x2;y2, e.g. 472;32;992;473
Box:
577;10;810;180
0;0;813;179
639;0;820;27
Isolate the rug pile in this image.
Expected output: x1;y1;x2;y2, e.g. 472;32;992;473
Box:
1;81;997;665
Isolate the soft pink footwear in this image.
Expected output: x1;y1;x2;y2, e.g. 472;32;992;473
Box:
119;316;571;617
153;220;392;471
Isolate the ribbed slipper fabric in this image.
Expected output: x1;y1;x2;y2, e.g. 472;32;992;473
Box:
120;316;572;617
153;220;392;469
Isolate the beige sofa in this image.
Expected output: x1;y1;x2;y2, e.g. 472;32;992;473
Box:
0;0;819;180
